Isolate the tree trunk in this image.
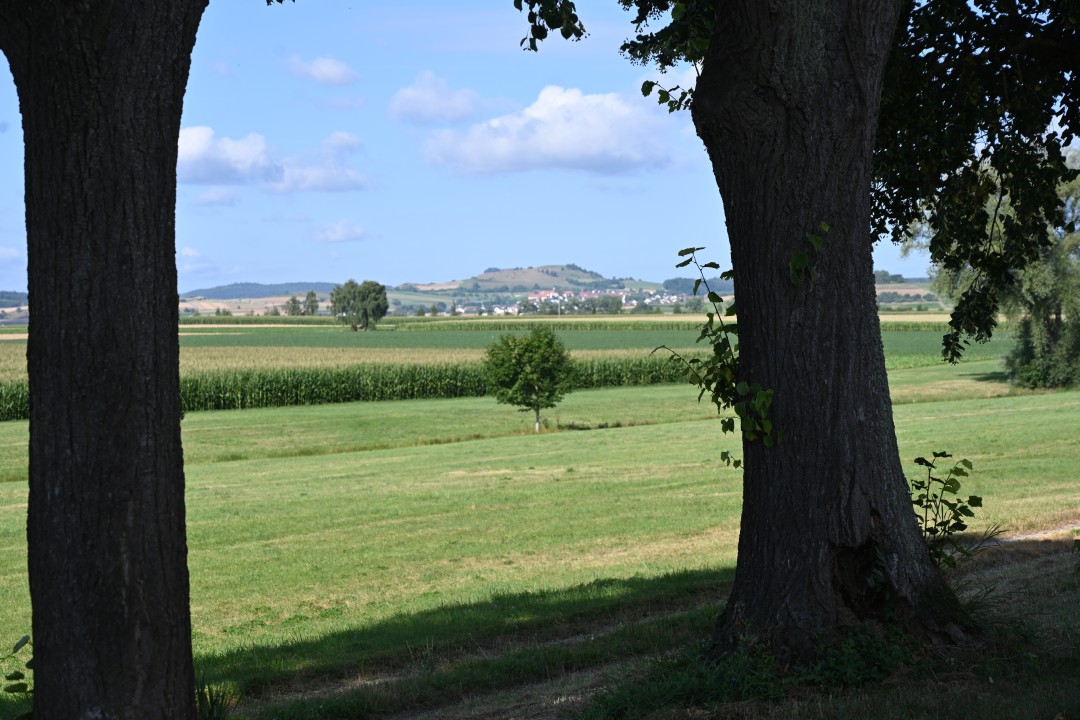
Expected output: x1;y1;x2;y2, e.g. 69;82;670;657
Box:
0;2;207;717
691;1;949;660
535;407;541;433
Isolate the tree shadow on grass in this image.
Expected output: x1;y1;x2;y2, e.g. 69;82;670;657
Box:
961;370;1010;384
194;567;734;708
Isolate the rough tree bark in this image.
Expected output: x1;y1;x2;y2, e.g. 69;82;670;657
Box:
0;2;208;717
691;1;949;659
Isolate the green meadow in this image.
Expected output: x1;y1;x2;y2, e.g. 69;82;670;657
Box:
0;321;1077;719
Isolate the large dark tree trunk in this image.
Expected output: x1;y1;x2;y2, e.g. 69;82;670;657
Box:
0;2;207;717
691;1;949;660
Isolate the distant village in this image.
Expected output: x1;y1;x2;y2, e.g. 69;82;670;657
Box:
173;267;935;318
426;286;703;318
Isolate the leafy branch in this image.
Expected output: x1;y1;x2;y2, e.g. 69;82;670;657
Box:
654;247;779;468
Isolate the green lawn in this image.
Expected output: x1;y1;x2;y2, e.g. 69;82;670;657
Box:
0;347;1075;718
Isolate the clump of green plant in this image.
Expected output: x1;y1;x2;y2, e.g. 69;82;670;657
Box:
195;677;237;720
796;624;909;689
1;635;32;719
580;640;783;719
910;451;1002;569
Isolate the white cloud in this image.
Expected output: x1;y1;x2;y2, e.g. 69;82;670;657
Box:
178;127;282;185
269;132;366;193
0;247;18;262
179;247;200;258
195;187;240;207
390;71;480;125
288;55;357;86
316;220;367;243
423;86;671;176
178;127;366;194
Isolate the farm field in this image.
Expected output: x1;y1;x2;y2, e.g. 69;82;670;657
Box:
0;321;1075;719
0;322;1010;383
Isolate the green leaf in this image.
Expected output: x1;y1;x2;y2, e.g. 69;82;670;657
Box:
677;246;704;256
701;261;720;269
641;80;656;97
513;0;522;10
675;257;693;268
671;2;686;21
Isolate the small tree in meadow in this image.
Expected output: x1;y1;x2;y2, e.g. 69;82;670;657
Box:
484;326;574;432
284;295;302;316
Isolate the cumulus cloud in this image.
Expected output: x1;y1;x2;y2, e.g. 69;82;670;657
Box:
195;187;240;207
178;127;282;185
316;220;367;243
178;127;366;194
179;247;200;258
270;131;366;193
288;55;357;86
423;86;670;175
390;71;480;125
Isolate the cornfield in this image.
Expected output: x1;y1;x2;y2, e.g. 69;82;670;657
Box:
0;354;700;421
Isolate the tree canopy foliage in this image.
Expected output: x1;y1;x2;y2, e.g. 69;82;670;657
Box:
934;175;1080;387
330;279;389;331
303;290;320;316
484;327;574;432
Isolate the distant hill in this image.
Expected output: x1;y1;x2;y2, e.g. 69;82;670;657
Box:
401;264;644;294
180;282;337;300
0;291;28;307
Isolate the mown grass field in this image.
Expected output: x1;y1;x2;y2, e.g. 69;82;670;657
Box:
0;320;1076;719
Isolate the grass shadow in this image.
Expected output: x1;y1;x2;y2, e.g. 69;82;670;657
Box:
961;370;1010;384
194;567;734;715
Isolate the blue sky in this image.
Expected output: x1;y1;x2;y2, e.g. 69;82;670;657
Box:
0;2;930;294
